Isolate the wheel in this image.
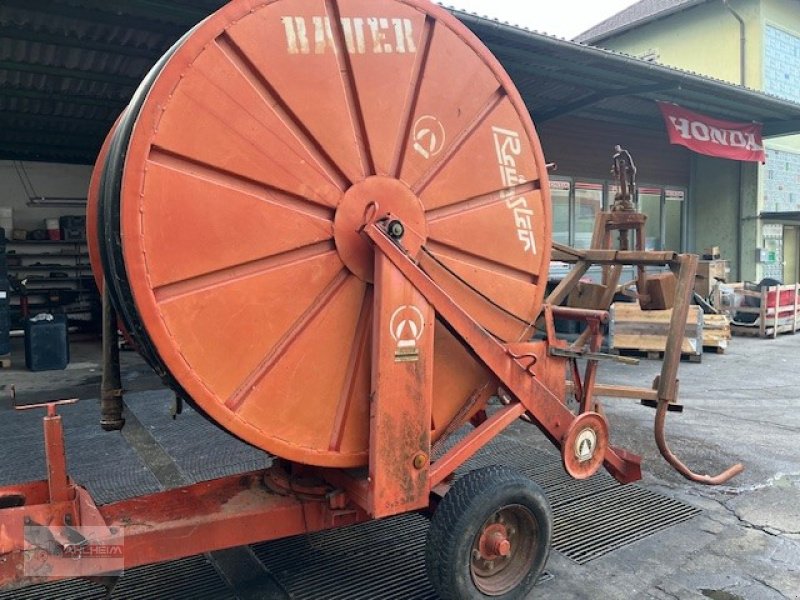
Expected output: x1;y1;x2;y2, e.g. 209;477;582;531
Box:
426;466;552;599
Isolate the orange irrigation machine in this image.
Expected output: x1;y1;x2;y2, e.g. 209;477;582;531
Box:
0;1;742;598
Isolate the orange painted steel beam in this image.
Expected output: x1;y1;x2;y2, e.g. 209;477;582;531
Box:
430;403;526;487
0;472;370;590
368;250;434;518
364;220;642;485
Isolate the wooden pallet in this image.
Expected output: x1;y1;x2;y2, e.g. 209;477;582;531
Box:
0;354;10;369
702;313;731;353
609;302;703;361
610;348;702;363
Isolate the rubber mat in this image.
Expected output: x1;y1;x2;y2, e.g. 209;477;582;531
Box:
0;399;161;504
122;390;271;483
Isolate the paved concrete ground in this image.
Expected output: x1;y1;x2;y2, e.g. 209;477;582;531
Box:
2;331;799;599
504;332;800;600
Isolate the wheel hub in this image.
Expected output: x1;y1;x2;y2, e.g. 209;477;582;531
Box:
333;176;427;282
478;523;512;560
470;505;537;596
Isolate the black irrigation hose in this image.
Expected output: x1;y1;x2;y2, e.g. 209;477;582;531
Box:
97;27;200;406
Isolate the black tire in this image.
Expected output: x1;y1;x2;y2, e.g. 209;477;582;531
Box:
426;466;552;600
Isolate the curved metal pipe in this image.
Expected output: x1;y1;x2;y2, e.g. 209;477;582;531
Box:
654;400;744;485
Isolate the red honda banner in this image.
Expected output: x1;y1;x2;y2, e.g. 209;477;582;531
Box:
657;102;765;163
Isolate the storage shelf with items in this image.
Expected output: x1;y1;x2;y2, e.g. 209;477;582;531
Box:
4;239;99;331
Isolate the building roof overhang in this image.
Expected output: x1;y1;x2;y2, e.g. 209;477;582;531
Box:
2;1;800;164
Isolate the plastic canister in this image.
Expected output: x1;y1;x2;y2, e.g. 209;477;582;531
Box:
45;218;61;240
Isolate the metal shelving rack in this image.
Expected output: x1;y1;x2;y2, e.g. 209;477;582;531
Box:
5;239;99;330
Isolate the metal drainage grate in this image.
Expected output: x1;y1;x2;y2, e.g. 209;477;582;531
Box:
552;484;701;565
1;398;700;598
254;514;436;600
253;514;553;600
122;391;271;484
251;434;701;598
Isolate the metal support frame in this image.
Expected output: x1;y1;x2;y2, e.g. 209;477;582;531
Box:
0;212;743;591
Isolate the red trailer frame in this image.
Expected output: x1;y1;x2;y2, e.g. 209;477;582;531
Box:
0;213;742;594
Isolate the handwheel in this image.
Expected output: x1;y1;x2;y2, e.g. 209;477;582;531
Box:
426;466;552;599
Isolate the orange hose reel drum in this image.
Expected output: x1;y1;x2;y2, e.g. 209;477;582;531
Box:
87;117;117;295
102;0;552;467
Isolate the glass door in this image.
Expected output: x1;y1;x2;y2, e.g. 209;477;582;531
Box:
574;181;603;249
663;189;685;252
762;224;783;282
637;186;662;251
783;225;798;284
550;179;571;246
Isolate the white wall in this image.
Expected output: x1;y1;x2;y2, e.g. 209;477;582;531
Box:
0;160;92;233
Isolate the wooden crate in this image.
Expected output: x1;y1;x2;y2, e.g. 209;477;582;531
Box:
702;314;731;353
694;260;730;298
712;283;800;338
609;302;702;359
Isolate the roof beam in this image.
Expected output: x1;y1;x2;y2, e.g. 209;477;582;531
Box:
0;110;112;132
1;0;184;36
100;0;219;24
0;59;140;88
0;139;97;153
500;60;610;94
482;41;652;87
1;128;102;145
536;83;677;123
0;150;94;165
651;88;789;121
0;25;165;60
576;107;665;131
0;152;94;165
763;119;800;137
0;86;127;110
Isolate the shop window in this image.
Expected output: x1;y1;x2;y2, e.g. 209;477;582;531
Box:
574;182;603;249
663;189;684;252
638;187;662;251
548;179;685;253
550;179;571;246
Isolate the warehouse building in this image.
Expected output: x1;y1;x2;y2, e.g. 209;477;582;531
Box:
2;3;800;599
576;0;800;284
2;1;800;338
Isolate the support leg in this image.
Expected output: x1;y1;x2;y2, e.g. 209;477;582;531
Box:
655;254;743;484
